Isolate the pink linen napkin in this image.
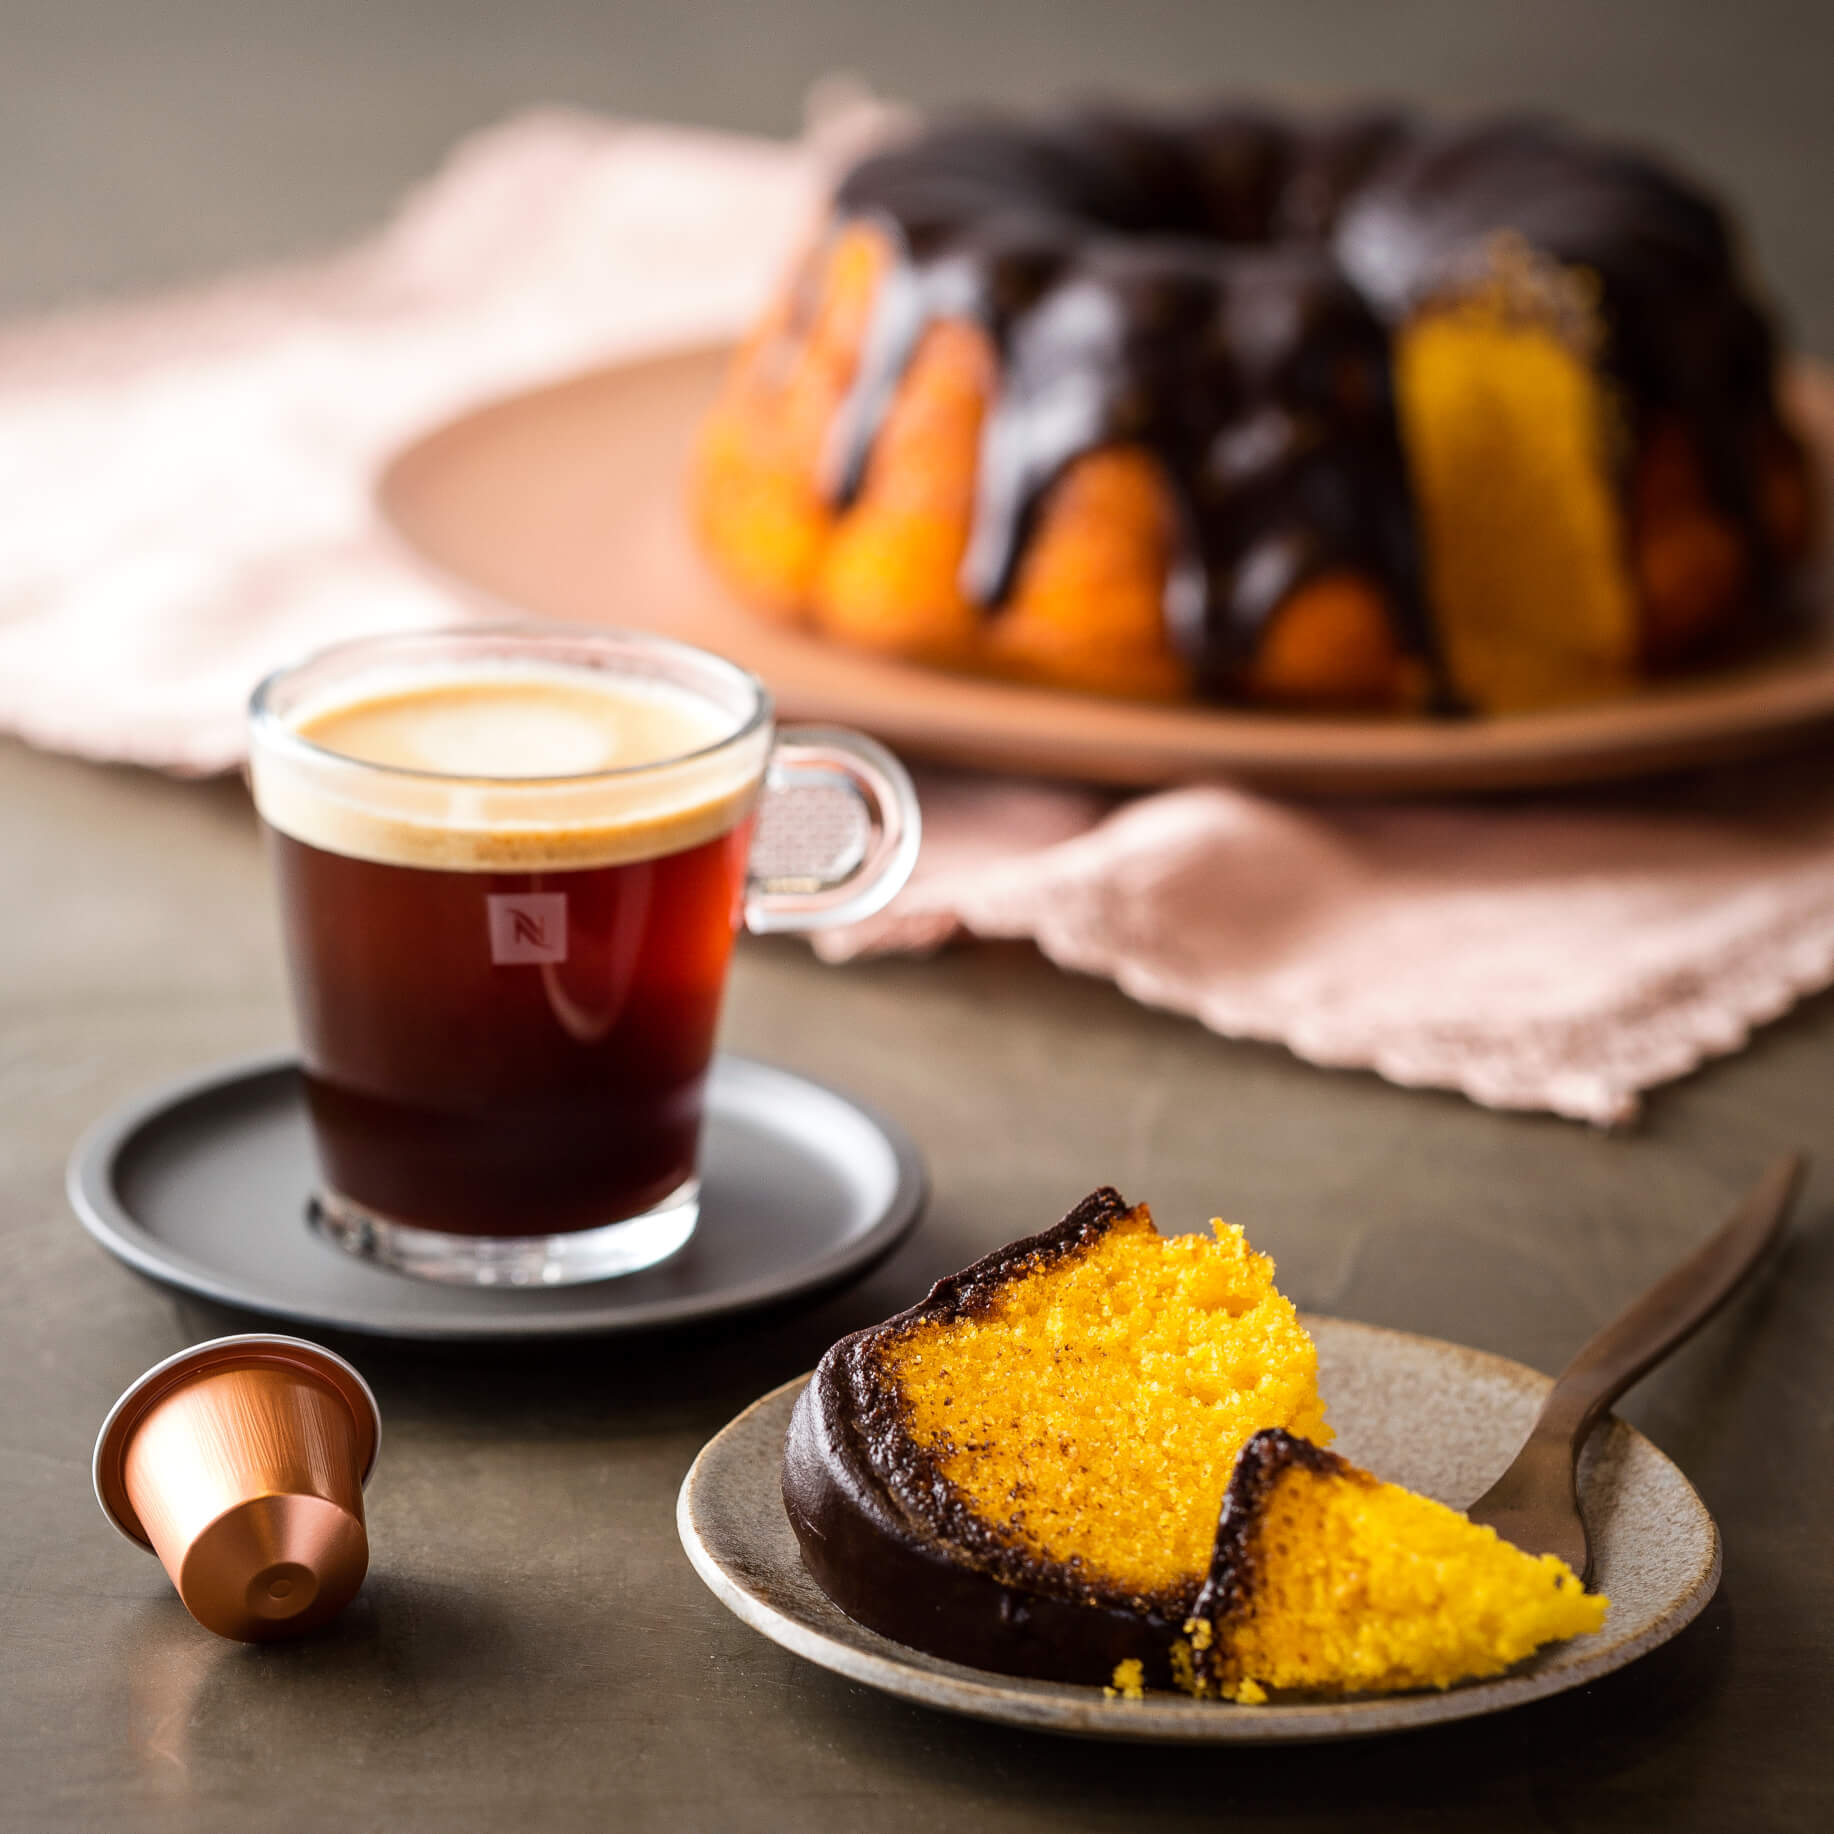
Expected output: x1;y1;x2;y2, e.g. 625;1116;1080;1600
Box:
816;767;1834;1124
0;98;890;770
2;101;1831;1125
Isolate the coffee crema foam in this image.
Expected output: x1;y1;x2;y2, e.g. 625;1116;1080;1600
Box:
252;666;766;871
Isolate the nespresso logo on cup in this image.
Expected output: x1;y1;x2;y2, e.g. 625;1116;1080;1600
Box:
486;893;568;965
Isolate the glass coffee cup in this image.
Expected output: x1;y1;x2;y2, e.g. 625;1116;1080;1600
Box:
248;624;919;1287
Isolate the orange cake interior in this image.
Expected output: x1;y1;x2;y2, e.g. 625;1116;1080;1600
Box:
1171;1429;1609;1702
883;1200;1329;1603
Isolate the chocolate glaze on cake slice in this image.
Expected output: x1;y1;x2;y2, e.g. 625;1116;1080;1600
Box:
782;1187;1324;1686
784;1190;1606;1699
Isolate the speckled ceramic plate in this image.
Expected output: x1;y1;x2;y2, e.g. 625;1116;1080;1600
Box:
677;1317;1719;1742
68;1051;925;1340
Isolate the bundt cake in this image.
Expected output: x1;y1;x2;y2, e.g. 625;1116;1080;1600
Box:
695;106;1816;714
782;1188;1607;1700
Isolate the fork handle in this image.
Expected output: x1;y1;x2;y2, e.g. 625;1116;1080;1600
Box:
1522;1153;1803;1459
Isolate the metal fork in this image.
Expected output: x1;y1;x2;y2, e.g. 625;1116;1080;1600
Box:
1465;1153;1805;1585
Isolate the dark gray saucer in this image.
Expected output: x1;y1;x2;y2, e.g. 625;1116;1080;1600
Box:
68;1052;925;1340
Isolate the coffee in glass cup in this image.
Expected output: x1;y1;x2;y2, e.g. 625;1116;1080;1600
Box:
248;625;918;1286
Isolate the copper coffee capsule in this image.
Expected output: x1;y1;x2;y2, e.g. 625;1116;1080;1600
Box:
93;1334;381;1641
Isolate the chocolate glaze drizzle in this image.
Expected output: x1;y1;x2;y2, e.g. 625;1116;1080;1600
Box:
824;105;1794;699
1185;1427;1360;1692
831;1187;1188;1615
782;1188;1199;1686
781;1193;1366;1690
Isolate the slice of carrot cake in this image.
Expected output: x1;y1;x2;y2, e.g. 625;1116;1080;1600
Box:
783;1186;1605;1698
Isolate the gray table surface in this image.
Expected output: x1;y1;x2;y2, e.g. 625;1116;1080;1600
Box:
4;4;1833;1830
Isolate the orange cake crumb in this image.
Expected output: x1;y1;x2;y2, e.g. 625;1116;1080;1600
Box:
886;1203;1328;1602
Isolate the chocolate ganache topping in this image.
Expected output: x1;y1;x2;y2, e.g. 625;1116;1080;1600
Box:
822;105;1793;695
781;1189;1350;1687
1182;1427;1356;1691
783;1189;1196;1684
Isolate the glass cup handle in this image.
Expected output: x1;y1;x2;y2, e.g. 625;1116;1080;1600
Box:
744;726;922;935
